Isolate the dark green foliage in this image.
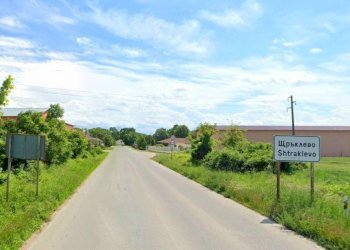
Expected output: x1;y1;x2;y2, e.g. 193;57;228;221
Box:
68;129;89;158
16;111;48;134
109;127;119;140
190;123;216;161
145;135;155;145
46;104;64;120
153;128;169;141
168;124;190;138
119;128;137;146
136;135;147;150
88;127;115;147
203;149;244;171
46;119;72;164
203;125;273;172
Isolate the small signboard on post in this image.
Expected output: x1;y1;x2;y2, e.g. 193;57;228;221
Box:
273;135;320;202
5;134;46;201
273;135;320;162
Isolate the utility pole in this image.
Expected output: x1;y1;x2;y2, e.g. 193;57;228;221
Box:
288;95;296;135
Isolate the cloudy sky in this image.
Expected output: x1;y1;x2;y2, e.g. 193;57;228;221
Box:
1;0;350;133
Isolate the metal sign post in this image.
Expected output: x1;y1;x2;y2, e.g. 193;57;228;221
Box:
276;162;280;202
273;135;320;203
6;135;12;202
5;134;45;201
310;162;315;203
36;135;40;197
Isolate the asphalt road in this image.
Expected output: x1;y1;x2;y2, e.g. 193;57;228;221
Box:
24;146;322;250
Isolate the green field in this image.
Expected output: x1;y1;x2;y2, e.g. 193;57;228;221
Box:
153;153;350;250
0;153;107;250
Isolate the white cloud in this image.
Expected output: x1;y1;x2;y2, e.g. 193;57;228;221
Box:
0;36;33;49
76;36;145;58
1;39;350;133
310;48;323;54
50;14;75;25
0;16;25;28
86;7;209;55
199;0;262;28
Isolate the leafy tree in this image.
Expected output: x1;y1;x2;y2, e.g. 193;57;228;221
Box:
15;111;48;134
221;125;247;149
119;128;137;146
190;123;216;161
0;75;14;167
109;127;119;140
173;124;190;138
68;129;89;158
47;103;64;120
145;135;155;145
153;128;169;142
0;75;14;107
89;127;115;147
136;135;147;150
46;119;72;164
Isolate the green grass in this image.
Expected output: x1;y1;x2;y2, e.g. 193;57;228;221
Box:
153;153;350;250
0;153;107;250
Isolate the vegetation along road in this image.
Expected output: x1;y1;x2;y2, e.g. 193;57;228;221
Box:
25;146;321;250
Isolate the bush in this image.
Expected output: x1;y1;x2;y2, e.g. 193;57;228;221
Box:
190;123;216;161
204;149;244;172
204;146;272;173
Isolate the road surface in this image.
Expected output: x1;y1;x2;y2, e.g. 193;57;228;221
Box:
24;147;322;250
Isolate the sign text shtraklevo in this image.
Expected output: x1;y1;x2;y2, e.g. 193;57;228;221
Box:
273;135;320;162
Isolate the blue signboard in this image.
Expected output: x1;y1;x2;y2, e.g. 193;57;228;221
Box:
6;134;46;160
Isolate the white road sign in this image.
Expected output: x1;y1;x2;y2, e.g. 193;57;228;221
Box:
273;135;320;162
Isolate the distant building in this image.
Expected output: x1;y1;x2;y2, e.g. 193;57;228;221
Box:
216;125;350;157
1;108;74;130
158;137;191;149
1;108;48;121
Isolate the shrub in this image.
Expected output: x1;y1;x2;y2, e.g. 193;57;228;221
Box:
204;149;244;172
190;123;216;161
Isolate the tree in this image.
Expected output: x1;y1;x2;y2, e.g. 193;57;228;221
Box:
119;128;137;146
0;75;14;107
109;127;119;140
89;128;115;147
46;119;72;164
190;123;216;161
153;128;169;142
68;129;89;158
0;75;14;168
221;125;247;150
173;124;190;138
15;111;48;134
47;103;64;120
136;135;147;150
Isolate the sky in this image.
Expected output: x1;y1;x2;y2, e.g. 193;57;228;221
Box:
0;0;350;134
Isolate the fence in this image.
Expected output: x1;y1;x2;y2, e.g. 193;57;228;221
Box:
147;146;186;153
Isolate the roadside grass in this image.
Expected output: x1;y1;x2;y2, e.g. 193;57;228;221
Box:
0;153;107;250
153;153;350;250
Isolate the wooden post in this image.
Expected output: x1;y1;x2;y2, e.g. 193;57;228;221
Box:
310;162;314;203
276;162;281;202
6;135;12;202
36;135;40;197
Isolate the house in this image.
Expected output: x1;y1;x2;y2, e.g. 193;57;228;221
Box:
216;125;350;157
1;108;48;120
158;137;191;149
1;108;74;130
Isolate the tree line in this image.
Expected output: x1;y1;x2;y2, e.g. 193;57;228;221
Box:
91;124;191;151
